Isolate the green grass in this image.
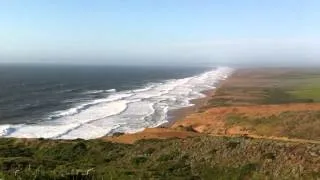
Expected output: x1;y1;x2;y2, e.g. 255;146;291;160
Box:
206;70;320;108
290;88;320;101
226;111;320;140
289;79;320;101
277;75;320;101
0;137;318;179
206;87;314;108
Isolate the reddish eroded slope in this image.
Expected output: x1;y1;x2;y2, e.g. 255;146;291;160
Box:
103;128;199;144
172;103;320;140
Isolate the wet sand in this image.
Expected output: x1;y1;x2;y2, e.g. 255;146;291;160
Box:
162;76;230;128
161;89;215;127
104;88;219;144
104;77;231;143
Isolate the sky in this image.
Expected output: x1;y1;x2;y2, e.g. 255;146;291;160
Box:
0;0;320;66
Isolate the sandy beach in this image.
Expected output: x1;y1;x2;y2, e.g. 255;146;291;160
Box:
104;81;225;143
161;89;216;127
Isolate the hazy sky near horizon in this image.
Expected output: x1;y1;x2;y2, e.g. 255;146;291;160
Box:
1;0;320;65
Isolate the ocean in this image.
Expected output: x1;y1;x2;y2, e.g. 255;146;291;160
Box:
0;65;233;139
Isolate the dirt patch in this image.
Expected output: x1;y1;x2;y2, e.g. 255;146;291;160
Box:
103;128;199;144
163;89;216;127
172;103;320;140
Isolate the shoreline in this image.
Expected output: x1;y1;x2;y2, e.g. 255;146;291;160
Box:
106;88;217;141
2;68;320;179
160;89;215;128
105;78;230;143
0;67;233;140
158;76;231;129
103;89;216;143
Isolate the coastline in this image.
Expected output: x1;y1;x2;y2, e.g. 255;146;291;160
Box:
161;89;215;127
104;78;230;144
159;74;231;128
2;68;320;179
0;67;233;140
105;67;320;144
104;88;218;144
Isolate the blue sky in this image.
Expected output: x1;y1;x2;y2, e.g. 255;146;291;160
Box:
1;0;320;65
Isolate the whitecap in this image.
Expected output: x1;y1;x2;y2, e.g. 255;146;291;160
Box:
84;89;117;94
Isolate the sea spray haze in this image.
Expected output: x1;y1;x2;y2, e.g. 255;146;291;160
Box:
0;65;233;139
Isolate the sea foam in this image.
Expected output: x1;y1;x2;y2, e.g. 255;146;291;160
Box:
0;67;234;139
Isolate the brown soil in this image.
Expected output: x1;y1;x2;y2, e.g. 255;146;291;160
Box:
172;103;320;135
103;128;199;144
163;89;216;127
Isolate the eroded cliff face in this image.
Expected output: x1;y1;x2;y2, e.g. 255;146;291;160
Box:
172;103;320;140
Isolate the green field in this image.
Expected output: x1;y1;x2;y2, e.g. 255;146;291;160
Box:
226;111;320;140
289;77;320;101
206;69;320;107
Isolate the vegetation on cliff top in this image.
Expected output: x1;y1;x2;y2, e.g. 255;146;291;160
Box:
0;136;319;179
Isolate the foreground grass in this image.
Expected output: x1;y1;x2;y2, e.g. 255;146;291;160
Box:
0;136;319;180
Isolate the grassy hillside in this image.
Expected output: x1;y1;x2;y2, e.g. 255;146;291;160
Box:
0;137;319;180
226;109;320;140
205;69;320;107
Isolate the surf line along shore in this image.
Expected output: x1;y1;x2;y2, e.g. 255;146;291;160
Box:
104;69;234;143
0;67;233;139
165;67;234;128
164;89;217;127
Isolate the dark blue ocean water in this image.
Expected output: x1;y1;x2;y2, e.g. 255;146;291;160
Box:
0;65;210;124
